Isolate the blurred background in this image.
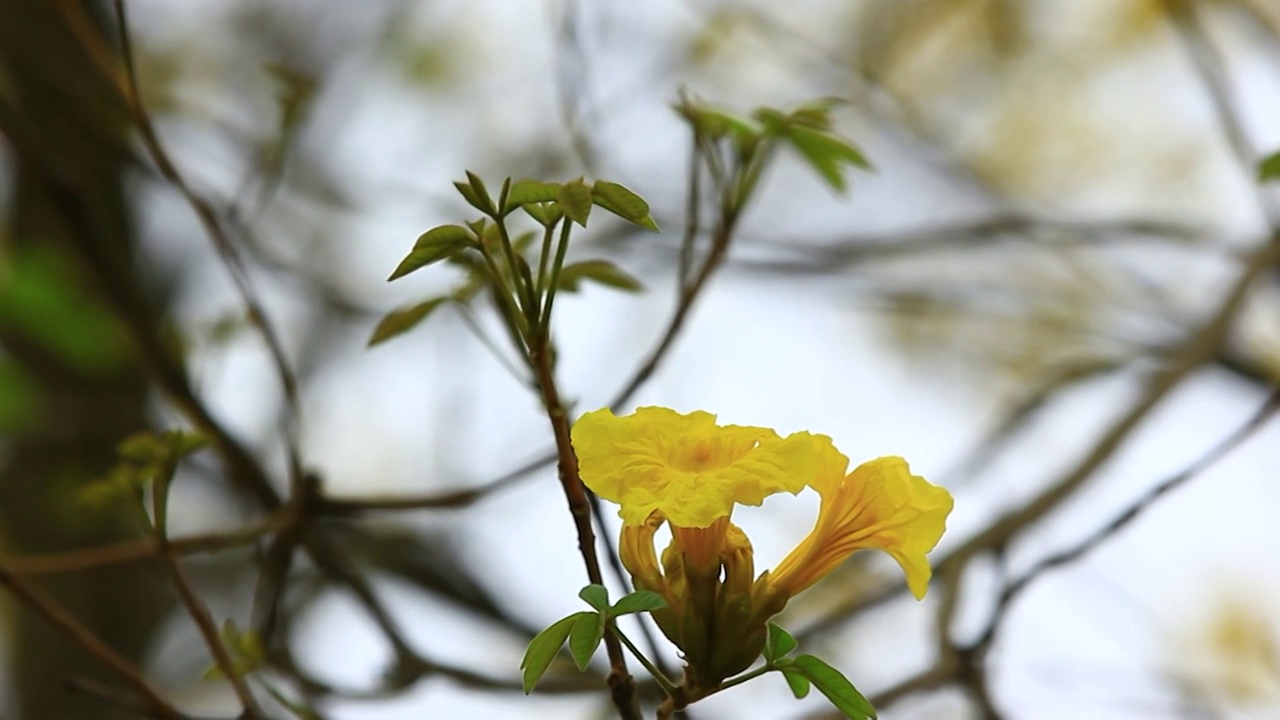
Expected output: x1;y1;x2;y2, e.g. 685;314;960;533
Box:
2;0;1279;718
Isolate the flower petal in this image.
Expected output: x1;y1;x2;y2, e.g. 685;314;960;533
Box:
572;407;822;527
768;456;952;599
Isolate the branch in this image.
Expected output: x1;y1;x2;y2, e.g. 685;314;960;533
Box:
798;231;1280;647
0;566;182;719
111;0;305;490
530;341;641;719
970;385;1280;654
2;510;295;576
730;214;1216;277
65;676;218;720
316;451;555;515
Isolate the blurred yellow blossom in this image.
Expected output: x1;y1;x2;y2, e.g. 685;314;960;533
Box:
572;406;953;690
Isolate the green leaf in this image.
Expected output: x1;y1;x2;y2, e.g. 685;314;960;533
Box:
591;181;660;232
233;627;265;669
556;260;643;293
455;171;497;215
389;225;475;281
523;202;564;227
789;97;845;130
504;180;562;214
512;230;538;254
1258;151;1280;183
781;668;811;699
521;614;580;693
557;178;594;227
686;106;757;141
567;612;605;671
753;107;791;136
202;620;263;681
578;584;611;611
764;622;798;662
368;297;449;346
118;432;163;463
610;590;668;616
783;125;871;192
167;430;208;458
792;655;876;719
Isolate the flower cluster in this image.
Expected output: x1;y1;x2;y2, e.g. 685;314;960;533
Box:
572;407;953;692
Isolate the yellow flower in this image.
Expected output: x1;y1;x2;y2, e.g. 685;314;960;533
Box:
573;407;818;527
763;453;954;601
572;407;953;690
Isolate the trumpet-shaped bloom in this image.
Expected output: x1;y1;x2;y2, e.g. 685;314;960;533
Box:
572;407;819;527
571;407;953;690
763;453;953;600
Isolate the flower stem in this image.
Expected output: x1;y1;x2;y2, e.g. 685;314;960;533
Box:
611;625;680;697
529;342;640;720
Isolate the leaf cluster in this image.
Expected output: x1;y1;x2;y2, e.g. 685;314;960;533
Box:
79;430;207;509
762;623;877;720
680;97;872;193
520;584;667;693
370;174;659;347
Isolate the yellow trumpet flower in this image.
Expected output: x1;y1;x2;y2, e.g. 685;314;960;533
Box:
572;406;953;691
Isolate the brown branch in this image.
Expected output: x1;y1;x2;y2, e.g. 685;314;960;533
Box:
110;0;305;490
2;510;295;576
935;233;1280;581
531;341;641;719
730;214;1216;277
149;470;266;719
156;542;265;717
64;676;217;720
316;451;555;515
798;232;1280;695
970;385;1280;654
0;565;182;719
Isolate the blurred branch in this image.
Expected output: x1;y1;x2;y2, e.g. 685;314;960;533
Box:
65;676;220;720
804;231;1280;716
1163;0;1263;187
0;565;182;719
732;215;1218;276
316;451;554;514
938;228;1280;587
158;546;264;716
2;508;295;576
111;0;305;491
149;466;266;718
969;384;1280;654
554;0;598;172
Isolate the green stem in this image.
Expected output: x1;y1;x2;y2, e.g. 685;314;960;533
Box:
699;662;774;698
538;219;574;340
535;220;556;299
475;242;531;350
610;625;680;698
493;216;539;320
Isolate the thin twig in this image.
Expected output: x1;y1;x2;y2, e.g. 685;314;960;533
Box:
316;451;555;514
0;566;182;719
456;302;532;387
1;509;294;576
971;385;1280;653
798;231;1280;644
111;0;305;491
157;545;265;716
